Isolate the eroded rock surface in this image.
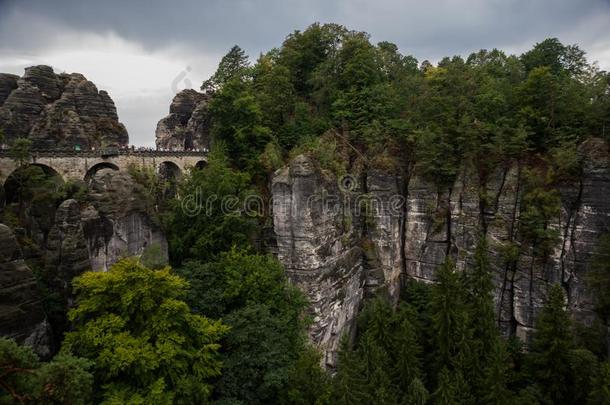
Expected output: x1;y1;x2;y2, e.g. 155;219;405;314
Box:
0;224;52;357
82;168;168;271
0;65;128;148
273;140;610;365
155;89;211;150
45;199;90;302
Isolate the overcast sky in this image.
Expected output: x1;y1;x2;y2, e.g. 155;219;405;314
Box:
1;0;609;146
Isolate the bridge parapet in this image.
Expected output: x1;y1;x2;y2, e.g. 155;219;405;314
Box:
0;149;208;158
0;148;208;184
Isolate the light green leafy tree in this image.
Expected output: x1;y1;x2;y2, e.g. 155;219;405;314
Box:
63;259;228;404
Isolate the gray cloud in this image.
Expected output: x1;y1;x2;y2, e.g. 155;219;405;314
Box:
0;0;609;145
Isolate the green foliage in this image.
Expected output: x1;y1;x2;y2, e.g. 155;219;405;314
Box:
140;243;167;270
519;168;561;256
589;361;610;404
525;284;578;403
167;148;259;265
2;164;64;233
284;346;332;405
8;138;32;165
176;249;309;404
202;45;250;92
431;259;469;371
63;259;228;404
0;338;93;405
589;234;610;323
521;38;587;76
209;77;272;171
127;163;172;220
331;296;425;404
259;141;284;172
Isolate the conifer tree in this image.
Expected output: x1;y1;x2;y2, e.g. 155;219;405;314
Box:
433;367;459;405
527;284;574;403
393;307;424;391
482;341;513;405
466;239;510;399
201;45;250;92
359;332;398;404
332;336;370;405
588;361;610;404
405;377;429;405
431;259;469;373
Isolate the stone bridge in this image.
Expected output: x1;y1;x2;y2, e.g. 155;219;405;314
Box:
0;149;208;185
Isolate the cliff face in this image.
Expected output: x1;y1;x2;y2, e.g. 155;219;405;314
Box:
82;168;168;271
0;65;128;148
272;156;404;366
155;89;211;150
1;170;167;352
272;139;610;367
0;224;52;358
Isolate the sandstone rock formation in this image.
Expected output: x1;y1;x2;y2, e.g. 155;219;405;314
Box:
272;139;610;367
0;223;52;358
82;168;168;271
155;89;211;151
0;65;128;148
45;199;90;303
0;168;168;353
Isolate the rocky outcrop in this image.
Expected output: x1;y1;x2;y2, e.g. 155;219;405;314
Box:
82;168;168;271
0;74;19;106
0;65;128;148
45;199;90;302
0;224;52;358
155;89;211;151
0;168;168;352
273;156;404;366
272;139;610;366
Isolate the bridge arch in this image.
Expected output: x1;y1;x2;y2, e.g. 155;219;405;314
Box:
158;161;182;180
84;162;119;183
195;160;207;170
3;163;64;204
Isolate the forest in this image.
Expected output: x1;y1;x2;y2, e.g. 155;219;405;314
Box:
2;23;610;404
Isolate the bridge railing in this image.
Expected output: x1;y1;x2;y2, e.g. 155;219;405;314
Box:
0;148;208;158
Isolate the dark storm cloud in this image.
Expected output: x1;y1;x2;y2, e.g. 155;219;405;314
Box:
2;0;609;62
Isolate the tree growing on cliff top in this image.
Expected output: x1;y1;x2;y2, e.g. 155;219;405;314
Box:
201;45;250;93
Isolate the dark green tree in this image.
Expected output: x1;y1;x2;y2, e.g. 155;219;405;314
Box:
167;148;259;265
176;249;309;404
432;367;459;405
0;338;94;405
526;284;574;403
430;259;469;372
201;45;249;92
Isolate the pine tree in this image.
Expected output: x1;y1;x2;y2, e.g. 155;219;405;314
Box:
481;340;513;405
332;336;370;405
202;45;250;92
404;377;429;405
527;284;574;403
433;367;459;405
588;361;610;404
359;333;398;404
393;307;423;391
466;239;509;399
431;258;469;372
